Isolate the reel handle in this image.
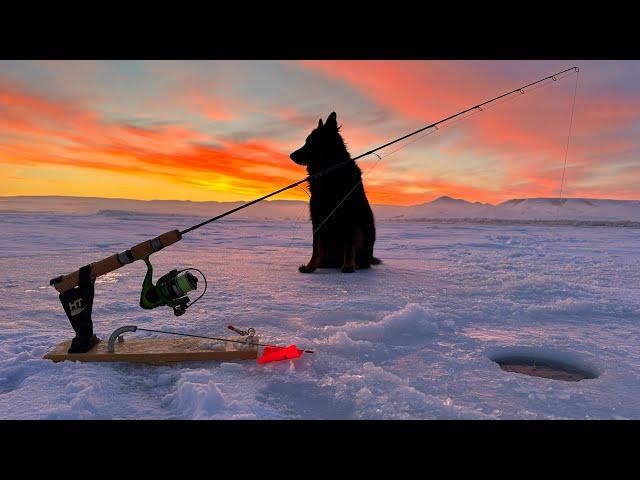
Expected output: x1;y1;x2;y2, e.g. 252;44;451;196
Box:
50;230;182;293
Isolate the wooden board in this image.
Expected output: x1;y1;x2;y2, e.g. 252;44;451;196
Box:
43;336;259;364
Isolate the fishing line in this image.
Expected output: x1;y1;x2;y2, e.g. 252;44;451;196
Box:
310;68;581;236
558;69;580;214
177;267;207;309
284;184;312;250
311;153;385;237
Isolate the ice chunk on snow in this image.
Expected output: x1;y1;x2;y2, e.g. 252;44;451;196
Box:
320;331;377;354
163;369;240;419
332;362;487;419
326;303;439;344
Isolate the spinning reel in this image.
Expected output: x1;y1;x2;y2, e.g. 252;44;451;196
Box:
140;254;207;316
54;253;207;354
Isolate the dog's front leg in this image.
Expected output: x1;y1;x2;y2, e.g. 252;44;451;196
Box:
341;240;357;273
299;236;323;273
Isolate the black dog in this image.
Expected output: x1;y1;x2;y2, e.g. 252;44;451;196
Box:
290;112;380;273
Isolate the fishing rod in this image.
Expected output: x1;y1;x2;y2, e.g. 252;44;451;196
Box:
181;66;579;235
51;65;579;294
49;66;578;353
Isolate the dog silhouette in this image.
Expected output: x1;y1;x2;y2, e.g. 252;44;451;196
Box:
290;112;380;273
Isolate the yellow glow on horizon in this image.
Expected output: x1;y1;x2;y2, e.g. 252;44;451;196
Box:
0;164;310;202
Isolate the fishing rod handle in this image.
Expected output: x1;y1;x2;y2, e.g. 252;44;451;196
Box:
49;229;182;293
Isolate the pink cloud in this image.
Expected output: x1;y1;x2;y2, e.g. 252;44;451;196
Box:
297;61;640;201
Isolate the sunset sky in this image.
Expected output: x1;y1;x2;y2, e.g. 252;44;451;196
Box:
1;60;638;205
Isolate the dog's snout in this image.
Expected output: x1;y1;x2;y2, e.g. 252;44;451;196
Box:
290;148;307;165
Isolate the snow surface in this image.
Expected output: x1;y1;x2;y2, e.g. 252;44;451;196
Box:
1;211;639;419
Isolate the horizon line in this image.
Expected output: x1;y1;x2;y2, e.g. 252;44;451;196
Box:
1;194;639;208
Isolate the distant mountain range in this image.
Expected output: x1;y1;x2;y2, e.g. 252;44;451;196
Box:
376;196;640;222
2;195;640;223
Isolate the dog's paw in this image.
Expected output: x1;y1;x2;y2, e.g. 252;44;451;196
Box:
341;265;356;273
299;264;316;273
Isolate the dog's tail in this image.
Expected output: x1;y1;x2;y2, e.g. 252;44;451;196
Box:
371;256;382;265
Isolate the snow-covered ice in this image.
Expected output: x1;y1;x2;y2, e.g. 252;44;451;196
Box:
1;211;639;419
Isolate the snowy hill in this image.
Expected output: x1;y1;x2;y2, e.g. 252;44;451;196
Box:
400;196;495;220
399;197;640;222
1;195;639;223
493;198;640;222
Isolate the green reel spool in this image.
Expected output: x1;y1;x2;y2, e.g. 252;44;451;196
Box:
139;255;206;316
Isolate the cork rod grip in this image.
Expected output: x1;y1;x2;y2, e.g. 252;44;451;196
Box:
50;229;182;293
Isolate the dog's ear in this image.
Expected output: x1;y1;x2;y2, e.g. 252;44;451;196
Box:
325;112;337;130
317;118;323;129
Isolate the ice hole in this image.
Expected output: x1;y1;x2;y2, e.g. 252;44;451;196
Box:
493;354;598;382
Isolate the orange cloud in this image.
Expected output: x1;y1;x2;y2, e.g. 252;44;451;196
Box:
0;81;310;200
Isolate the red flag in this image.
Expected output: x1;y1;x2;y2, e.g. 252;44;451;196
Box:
257;345;303;364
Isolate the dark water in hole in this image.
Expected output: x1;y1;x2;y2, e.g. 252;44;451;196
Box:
494;356;598;382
